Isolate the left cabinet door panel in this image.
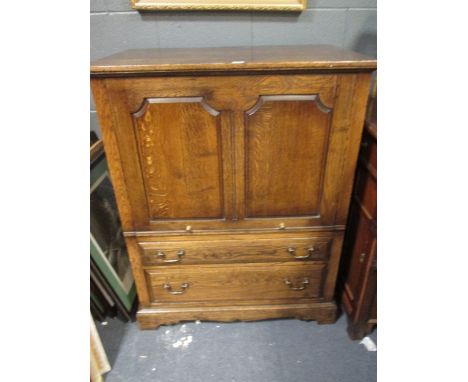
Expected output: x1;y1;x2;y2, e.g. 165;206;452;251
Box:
93;77;233;231
133;98;224;221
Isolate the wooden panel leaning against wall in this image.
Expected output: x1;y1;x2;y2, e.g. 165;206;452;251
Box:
91;45;377;330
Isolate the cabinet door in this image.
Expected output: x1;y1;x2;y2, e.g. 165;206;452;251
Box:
91;79;234;232
234;74;372;230
92;73;371;232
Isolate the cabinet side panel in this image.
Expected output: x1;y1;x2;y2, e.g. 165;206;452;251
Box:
322;232;344;300
125;236;151;306
91;79;134;231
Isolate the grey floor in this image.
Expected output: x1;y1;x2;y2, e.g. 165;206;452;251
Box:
97;314;376;382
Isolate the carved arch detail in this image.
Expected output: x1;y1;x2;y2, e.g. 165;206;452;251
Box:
132;96;220;118
245;94;333;116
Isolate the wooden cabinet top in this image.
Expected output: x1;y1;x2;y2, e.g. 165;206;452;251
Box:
91;45;377;77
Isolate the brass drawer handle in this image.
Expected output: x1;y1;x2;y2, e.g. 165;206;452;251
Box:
163;282;189;295
284;278;309;291
157;250;185;263
287;247;315;259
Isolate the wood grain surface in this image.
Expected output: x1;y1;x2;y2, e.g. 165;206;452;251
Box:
137;302;337;329
245;95;331;218
92;72;370;232
138;233;332;266
133;97;224;220
91;45;376;76
146;263;326;303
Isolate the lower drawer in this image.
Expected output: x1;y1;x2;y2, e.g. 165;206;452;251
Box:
145;263;326;303
138;234;331;266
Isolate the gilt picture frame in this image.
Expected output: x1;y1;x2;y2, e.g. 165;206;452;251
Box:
130;0;306;12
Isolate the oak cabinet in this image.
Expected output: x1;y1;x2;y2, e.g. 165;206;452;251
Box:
91;45;376;329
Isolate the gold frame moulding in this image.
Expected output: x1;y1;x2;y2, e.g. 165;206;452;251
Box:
131;0;306;12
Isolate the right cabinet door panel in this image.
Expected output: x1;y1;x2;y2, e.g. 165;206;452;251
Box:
245;95;331;219
239;74;372;229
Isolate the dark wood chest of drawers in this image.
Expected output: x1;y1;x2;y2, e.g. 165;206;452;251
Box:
91;45;376;329
340;87;377;339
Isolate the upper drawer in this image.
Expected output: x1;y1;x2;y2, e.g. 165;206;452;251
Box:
138;233;332;266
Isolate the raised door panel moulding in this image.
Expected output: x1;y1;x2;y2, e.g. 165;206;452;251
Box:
244;95;332;219
132;97;225;221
